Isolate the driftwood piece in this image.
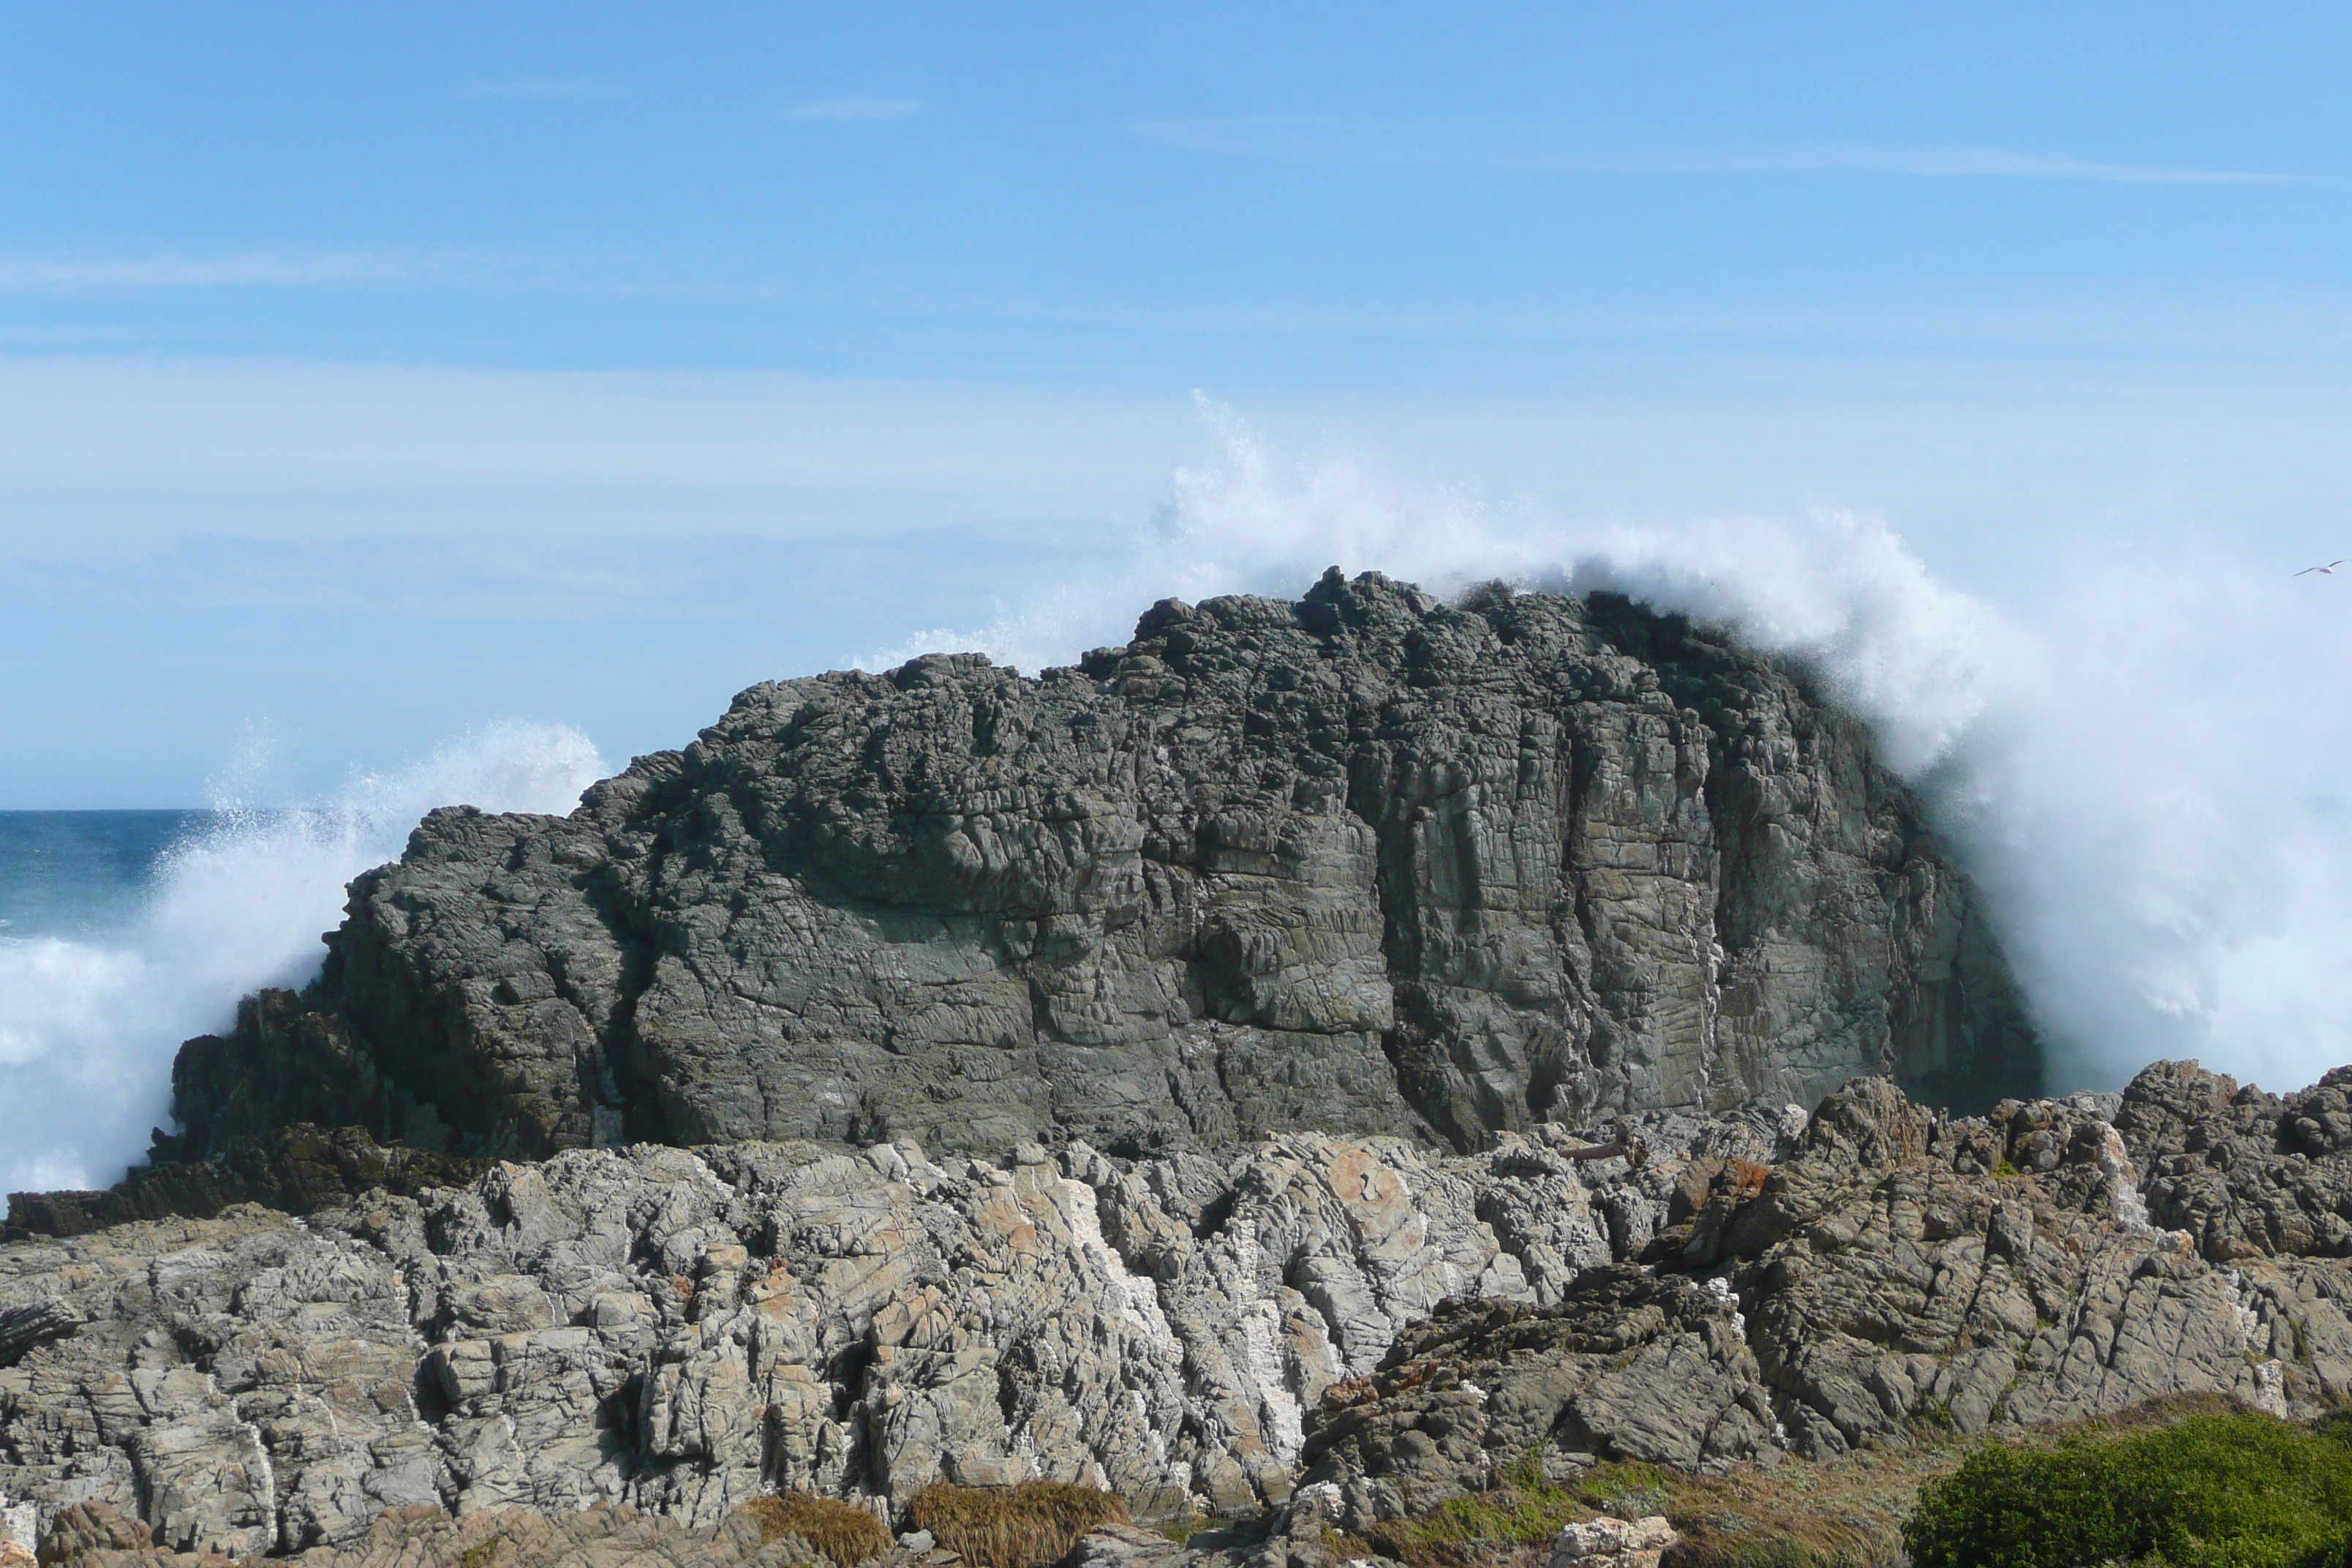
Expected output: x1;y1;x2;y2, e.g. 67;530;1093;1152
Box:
1556;1126;1649;1166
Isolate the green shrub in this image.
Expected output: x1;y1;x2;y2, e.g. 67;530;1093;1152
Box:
1905;1412;2352;1568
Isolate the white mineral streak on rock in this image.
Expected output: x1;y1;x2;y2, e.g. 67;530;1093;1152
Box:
2228;1267;2263;1346
2253;1358;2290;1417
1238;1298;1306;1465
1052;1175;1186;1471
2096;1122;2154;1231
1703;1274;1746;1339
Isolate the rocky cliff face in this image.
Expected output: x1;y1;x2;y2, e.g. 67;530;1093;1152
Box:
2;1062;2348;1561
170;571;2035;1166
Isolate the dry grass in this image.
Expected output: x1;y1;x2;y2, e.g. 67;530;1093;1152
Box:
1346;1392;2277;1568
905;1480;1132;1568
1657;1446;1960;1568
739;1491;894;1567
1337;1447;1952;1568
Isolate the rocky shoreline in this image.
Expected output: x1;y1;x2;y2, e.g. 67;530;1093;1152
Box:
0;1058;2346;1563
1;575;2307;1564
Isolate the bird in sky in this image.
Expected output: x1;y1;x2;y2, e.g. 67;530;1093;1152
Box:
2298;560;2349;576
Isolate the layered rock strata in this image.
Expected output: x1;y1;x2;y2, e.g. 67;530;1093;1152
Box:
1;1061;2347;1558
170;572;2036;1166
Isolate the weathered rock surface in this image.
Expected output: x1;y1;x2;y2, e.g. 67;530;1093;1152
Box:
169;573;2035;1169
4;1061;2350;1558
1290;1063;2352;1533
1549;1515;1679;1568
0;1123;1578;1557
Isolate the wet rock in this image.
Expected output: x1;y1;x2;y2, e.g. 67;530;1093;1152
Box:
6;1123;489;1241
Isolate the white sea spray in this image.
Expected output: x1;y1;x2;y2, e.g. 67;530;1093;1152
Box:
0;723;603;1190
867;400;2352;1097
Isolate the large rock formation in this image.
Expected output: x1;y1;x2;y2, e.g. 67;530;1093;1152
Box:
1;1063;2348;1560
169;572;2035;1166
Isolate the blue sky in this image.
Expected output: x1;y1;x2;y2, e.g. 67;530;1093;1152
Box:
7;3;2352;805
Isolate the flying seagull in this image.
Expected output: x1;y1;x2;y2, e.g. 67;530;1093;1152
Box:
2299;560;2350;576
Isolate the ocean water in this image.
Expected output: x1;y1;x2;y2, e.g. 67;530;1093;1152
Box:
0;812;216;944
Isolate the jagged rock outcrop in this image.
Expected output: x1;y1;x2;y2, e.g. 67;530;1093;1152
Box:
2;1061;2348;1558
170;573;2035;1166
4;1125;486;1243
1287;1063;2352;1533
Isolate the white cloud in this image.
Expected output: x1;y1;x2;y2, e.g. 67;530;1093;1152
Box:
785;97;925;122
1132;116;2298;185
459;78;613;99
0;248;737;298
15;244;2352;370
0;358;1195;505
0;250;486;290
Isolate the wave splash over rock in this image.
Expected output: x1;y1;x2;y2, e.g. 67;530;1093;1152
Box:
0;723;604;1191
896;407;2352;1096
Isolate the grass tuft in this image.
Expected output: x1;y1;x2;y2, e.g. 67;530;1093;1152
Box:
905;1480;1131;1568
1155;1513;1203;1547
1354;1448;1597;1568
740;1491;894;1567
